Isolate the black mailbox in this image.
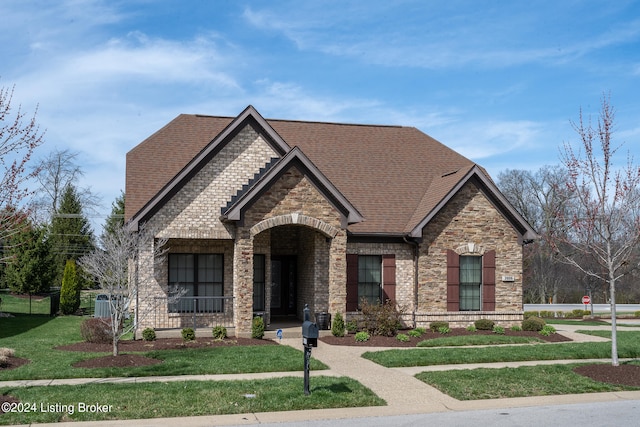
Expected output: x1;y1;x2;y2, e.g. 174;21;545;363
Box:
302;320;318;347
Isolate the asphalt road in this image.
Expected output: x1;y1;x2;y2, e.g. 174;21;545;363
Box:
524;303;640;314
227;400;640;427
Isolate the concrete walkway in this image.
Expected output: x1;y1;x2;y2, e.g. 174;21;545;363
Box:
3;323;640;426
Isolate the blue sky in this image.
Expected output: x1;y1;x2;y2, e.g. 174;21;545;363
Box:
2;1;639;230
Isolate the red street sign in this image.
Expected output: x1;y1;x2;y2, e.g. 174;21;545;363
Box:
582;295;591;304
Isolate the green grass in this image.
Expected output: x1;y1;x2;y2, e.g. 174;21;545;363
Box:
0;293;51;315
546;319;610;326
415;362;640;400
416;334;545;347
363;331;640;368
0;376;385;424
0;315;326;381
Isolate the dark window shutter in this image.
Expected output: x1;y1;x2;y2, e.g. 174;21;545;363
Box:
446;250;460;311
346;254;359;311
382;254;396;303
483;250;496;311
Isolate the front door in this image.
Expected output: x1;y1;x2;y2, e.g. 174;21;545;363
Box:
270;256;297;316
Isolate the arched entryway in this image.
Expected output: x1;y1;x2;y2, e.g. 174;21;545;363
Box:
250;214;340;326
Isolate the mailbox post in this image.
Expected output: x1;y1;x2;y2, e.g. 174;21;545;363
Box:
301;304;318;395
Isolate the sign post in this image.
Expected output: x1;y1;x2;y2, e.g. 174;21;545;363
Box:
582;295;591;312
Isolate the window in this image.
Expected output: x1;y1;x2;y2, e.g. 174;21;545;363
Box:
358;255;382;307
169;254;223;313
253;254;265;311
459;256;481;311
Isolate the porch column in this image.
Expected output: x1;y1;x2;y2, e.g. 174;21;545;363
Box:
328;230;347;315
233;228;254;336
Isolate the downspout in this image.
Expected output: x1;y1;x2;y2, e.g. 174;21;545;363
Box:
403;235;420;328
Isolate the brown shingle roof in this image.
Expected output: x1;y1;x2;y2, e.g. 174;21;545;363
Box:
125;110;478;234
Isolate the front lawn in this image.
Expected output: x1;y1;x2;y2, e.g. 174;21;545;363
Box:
363;331;640;368
415;362;640;400
0;376;384;425
0;315;326;381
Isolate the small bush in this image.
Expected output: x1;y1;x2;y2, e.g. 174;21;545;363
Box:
346;320;358;334
212;325;227;340
252;316;265;339
396;333;410;342
474;318;495;331
492;325;505;335
438;326;450;335
511;325;522;332
331;312;346;337
634;310;640;318
539;310;555;318
429;321;449;332
407;329;422;338
523;311;539;319
142;328;156;341
81;318;112;343
181;328;195;341
360;299;404;337
539;324;557;336
466;325;477;332
522;316;546;332
354;331;370;342
414;327;426;334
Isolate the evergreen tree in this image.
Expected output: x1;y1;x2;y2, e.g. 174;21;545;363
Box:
60;259;80;314
50;184;95;287
3;220;55;295
103;191;125;239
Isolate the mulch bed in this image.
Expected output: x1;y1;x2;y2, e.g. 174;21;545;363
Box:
319;328;573;347
574;364;640;387
0;357;29;370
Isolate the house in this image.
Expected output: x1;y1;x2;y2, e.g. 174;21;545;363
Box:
125;105;537;336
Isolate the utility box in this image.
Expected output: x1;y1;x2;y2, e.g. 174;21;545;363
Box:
302;320;319;347
94;294;111;318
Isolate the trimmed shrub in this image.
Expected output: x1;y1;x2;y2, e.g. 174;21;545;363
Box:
492;325;505;335
396;333;410;342
331;312;346;337
523;311;539;319
429;321;449;332
539;310;555;318
212;325;227;340
60;259;81;315
474;318;495;331
634;310;640;318
540;324;557;336
252;316;265;339
360;299;404;337
81;318;112;343
346;320;358;334
354;331;370;342
181;328;195;341
466;325;477;332
142;328;156;341
522;316;546;332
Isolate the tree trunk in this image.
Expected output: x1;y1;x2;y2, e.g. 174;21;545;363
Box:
609;277;619;366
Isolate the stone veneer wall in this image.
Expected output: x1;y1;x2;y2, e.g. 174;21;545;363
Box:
417;180;524;327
